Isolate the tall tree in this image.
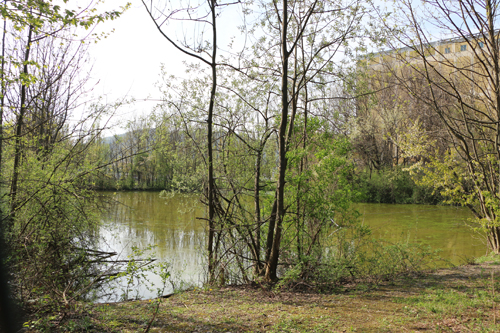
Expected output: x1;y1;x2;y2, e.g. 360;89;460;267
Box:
1;0;126;221
175;0;370;282
253;0;368;281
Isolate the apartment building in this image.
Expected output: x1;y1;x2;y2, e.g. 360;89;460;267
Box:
367;34;491;69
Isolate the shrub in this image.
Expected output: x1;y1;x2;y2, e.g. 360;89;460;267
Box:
355;167;443;204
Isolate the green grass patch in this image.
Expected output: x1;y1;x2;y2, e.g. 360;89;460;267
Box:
476;253;500;265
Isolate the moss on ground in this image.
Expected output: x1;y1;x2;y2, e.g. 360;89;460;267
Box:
22;262;500;332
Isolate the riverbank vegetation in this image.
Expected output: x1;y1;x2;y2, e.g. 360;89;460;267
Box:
2;0;500;331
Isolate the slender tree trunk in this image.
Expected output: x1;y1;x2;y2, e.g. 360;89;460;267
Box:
484;0;500;253
10;24;33;216
254;149;262;275
297;79;308;259
265;0;289;282
0;1;6;186
207;0;218;283
253;130;271;275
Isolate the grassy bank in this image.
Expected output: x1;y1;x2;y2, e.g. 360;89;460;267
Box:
22;261;500;332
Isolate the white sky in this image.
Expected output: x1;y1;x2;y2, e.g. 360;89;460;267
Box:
84;0;245;134
86;0;186;133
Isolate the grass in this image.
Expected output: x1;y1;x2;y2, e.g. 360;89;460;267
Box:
21;262;500;332
476;253;500;265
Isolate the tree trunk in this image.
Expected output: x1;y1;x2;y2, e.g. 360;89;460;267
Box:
207;0;218;283
10;24;34;216
254;149;262;275
265;0;289;282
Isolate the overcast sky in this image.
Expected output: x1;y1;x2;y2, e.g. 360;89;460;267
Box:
85;0;185;133
84;0;245;134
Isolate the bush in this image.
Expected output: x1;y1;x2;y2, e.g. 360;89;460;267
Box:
355;167;443;204
276;235;440;291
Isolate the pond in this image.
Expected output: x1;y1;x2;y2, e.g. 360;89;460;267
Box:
98;191;484;301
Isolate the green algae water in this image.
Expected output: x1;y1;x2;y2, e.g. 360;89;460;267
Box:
98;191;207;301
99;192;484;300
356;203;483;264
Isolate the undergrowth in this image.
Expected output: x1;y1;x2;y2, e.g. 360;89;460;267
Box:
276;239;440;292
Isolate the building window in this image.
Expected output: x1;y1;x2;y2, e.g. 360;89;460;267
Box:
445;47;451;54
460;44;467;51
479;42;484;48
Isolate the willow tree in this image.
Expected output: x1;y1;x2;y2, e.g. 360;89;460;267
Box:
380;0;500;253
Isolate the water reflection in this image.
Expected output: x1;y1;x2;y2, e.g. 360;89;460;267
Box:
356;203;485;265
98;193;486;301
98;191;206;301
